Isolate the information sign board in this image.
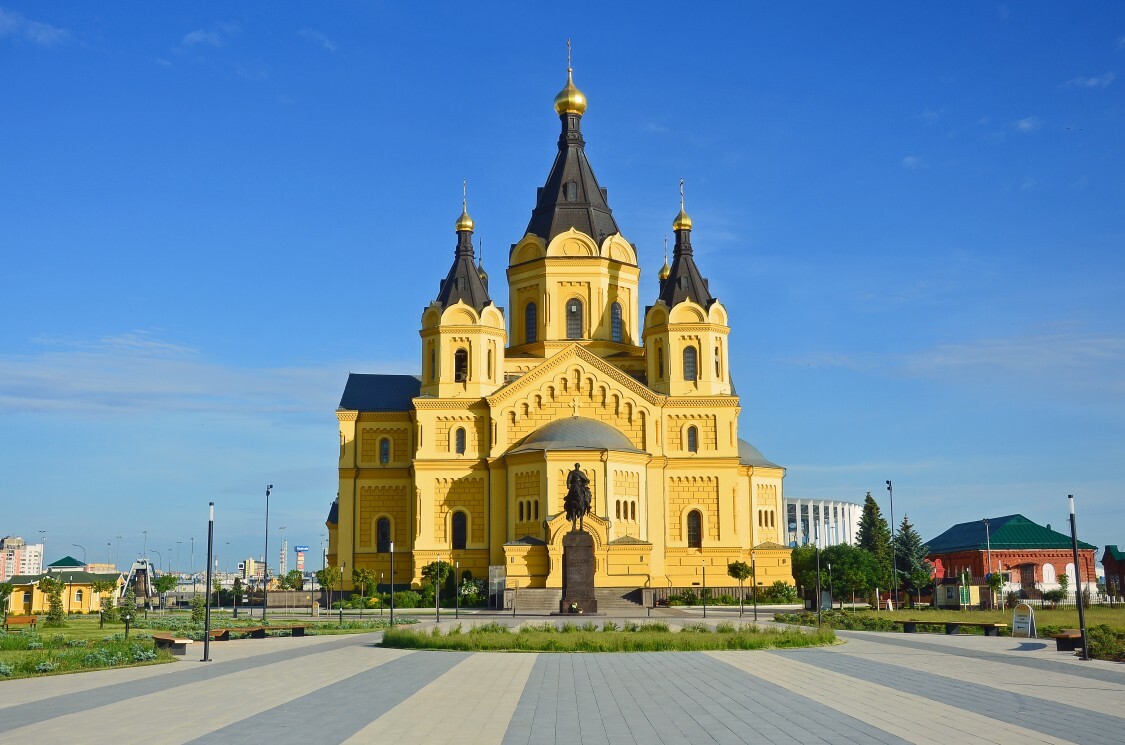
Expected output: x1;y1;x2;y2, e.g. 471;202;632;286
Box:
1012;603;1036;638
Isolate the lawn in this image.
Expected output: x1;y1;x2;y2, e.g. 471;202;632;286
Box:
0;619;172;680
832;605;1125;631
381;620;837;652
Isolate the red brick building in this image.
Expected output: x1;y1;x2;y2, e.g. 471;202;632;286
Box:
925;514;1096;600
1103;546;1124;599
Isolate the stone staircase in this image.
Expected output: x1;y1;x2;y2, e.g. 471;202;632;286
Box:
512;587;644;614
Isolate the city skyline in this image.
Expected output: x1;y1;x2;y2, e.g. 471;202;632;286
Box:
2;3;1122;566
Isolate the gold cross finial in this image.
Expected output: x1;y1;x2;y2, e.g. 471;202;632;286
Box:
462;179;467;212
679;178;685;210
567;38;572;72
664;235;668;261
571;398;580;417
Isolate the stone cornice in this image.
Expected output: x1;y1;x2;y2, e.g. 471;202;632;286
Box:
411;398;490;411
336;411;358;422
663;397;741;408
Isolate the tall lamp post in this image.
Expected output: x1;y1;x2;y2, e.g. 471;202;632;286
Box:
191;537;196;593
389;542;395;626
1068;495;1089;661
455;561;460;620
262;484;272;620
751;550;758;622
39;530;46;567
983;518;994;608
702;560;707;619
71;543;86;567
202;502;215;662
886;480;899;609
115;535;122;569
815;523;823;627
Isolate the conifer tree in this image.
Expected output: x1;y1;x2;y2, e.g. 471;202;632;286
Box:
856;491;893;588
892;515;933;606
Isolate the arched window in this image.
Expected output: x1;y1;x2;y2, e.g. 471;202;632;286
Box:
533;500;539;520
1042;563;1056;584
687;510;703;548
376;518;391;553
525;302;538;344
770;510;775;528
657;344;665;379
630;501;636;521
566;299;583;339
683;346;698;381
611;302;623;343
455;427;466;455
687;426;699;453
564;181;579;202
616;500;621;519
379;438;391;465
74;589;83;603
487;348;494;380
519;502;525;521
454;348;468;382
429;346;436;382
715;346;721;378
452;511;467;550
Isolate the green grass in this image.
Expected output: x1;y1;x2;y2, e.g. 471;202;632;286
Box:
381;622;836;652
0;627;172;680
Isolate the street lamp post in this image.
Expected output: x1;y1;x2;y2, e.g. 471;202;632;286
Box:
142;530;148;558
455;561;460;620
39;530;46;566
339;561;345;625
751;550;758;622
72;543;86;567
263;484;272;620
1068;495;1089;661
828;562;835;611
191;537;196;593
815;526;823;627
984;518;994;608
389;543;395;626
203;502;215;662
886;480;899;609
115;536;122;569
702;560;707;619
380;572;385;617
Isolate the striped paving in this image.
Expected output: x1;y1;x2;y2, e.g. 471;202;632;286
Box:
2;625;1123;744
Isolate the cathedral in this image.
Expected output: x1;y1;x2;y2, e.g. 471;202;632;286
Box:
327;65;792;596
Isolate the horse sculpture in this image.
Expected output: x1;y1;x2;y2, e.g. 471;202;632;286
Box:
563;463;592;531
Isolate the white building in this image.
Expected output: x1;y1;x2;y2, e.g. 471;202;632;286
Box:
784;499;862;548
1;536;44;581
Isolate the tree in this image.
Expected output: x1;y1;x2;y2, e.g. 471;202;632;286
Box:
0;583;13;615
821;543;880;608
892;515;933;607
790;544;819;592
118;586;137;621
191;593;206;624
285;569;304;591
352;567;375;616
856;491;893;592
213;577;222;607
91;580;118;627
1058;571;1070;599
153;574;177;610
316;566;342;615
38;575;65;625
986;571;1004;609
727;561;753;616
421;561;453;620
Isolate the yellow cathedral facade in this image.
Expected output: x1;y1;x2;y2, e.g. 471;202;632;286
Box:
327;66;792;596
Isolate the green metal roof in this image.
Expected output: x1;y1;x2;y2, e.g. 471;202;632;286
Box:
1104;545;1124;561
926;514;1096;553
7;572;122;585
47;555;85;568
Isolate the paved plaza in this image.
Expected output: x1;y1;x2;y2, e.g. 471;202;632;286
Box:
2;618;1124;744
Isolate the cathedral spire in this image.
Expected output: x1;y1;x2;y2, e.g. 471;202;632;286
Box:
521;43;620;245
657;179;715;308
435;181;492;311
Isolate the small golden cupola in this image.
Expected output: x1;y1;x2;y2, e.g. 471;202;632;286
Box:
658;236;672;281
553;40;587;116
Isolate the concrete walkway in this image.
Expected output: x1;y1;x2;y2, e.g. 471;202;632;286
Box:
1;622;1122;744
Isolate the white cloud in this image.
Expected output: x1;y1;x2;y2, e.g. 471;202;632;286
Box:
1062;72;1116;89
299;28;338;52
236;62;270;82
901;155;924;170
913;108;943;123
178;23;239;51
0;331;413;416
0;8;68;46
1016;116;1042;132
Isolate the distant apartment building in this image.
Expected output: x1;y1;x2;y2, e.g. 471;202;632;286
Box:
0;536;45;581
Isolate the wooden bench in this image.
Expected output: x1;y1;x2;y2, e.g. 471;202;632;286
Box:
3;615;37;631
1052;629;1083;651
270;625;308;637
206;625;308;641
900;620;1008;637
152;632;194;656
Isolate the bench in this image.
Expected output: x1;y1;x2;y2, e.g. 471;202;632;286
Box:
207;625;307;640
3;615;37;631
1052;629;1083;652
152;632;194;656
900;620;1008;637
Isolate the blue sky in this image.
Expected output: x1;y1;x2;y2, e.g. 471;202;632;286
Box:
2;2;1122;574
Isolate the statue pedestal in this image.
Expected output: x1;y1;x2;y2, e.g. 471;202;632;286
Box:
559;530;598;614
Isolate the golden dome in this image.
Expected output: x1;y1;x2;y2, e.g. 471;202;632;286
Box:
658;259;671;281
672;208;692;231
554;68;587;116
455;208;474;233
477;262;488;282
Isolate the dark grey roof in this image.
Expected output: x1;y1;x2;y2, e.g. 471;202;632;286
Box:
504;535;547;546
339;374;421;411
326;498;338;526
435;231;492;312
738;439;782;468
657;227;716;308
508;416;643;455
520;112;620;248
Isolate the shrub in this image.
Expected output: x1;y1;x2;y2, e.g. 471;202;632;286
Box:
715;622;736;633
0;662;12;677
602;621;619;632
760;581;799;603
34;661;58;673
392;591;421;609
